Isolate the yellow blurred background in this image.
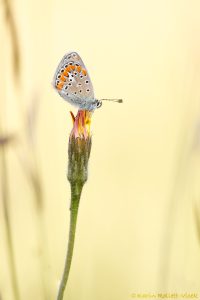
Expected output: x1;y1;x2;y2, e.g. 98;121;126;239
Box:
1;0;200;299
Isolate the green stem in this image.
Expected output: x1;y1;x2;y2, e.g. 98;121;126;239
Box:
56;183;83;300
1;146;21;300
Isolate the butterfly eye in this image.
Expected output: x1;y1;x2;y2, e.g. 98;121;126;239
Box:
96;101;102;108
64;64;68;68
85;80;89;84
86;89;90;92
57;74;61;79
60;69;64;73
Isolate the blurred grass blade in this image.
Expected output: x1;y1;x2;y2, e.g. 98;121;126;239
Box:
3;0;20;78
0;134;16;146
0;142;21;300
15;143;51;299
26;95;40;145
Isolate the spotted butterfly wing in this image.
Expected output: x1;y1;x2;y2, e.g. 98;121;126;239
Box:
52;52;95;109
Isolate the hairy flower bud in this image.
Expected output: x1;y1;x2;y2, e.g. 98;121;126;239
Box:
67;110;92;186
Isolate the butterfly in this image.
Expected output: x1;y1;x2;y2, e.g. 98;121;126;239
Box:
52;51;122;111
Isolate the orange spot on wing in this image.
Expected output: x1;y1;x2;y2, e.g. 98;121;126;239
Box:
60;75;66;81
66;66;72;72
82;69;87;76
71;65;75;70
57;82;64;90
63;69;69;76
76;65;81;72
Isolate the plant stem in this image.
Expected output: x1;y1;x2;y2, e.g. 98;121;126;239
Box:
56;183;83;300
1;146;21;300
56;123;92;300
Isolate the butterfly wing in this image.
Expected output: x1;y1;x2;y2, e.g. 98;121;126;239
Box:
52;52;95;108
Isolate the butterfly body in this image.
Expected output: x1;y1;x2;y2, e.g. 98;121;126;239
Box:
52;52;102;111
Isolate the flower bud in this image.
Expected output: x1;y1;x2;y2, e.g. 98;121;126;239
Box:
67;110;92;186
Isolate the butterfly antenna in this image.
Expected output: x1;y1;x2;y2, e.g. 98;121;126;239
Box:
100;99;123;103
